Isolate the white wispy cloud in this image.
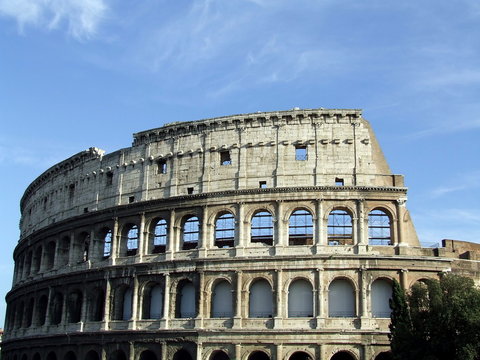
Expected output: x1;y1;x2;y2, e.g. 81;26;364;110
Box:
429;171;480;198
0;0;108;40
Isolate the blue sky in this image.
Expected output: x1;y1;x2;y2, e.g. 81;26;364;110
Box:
1;0;480;326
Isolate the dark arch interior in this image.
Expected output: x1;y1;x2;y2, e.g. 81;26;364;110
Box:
248;351;270;360
210;351;230;360
46;353;57;360
32;354;41;360
375;352;393;360
331;352;355;360
63;352;76;360
290;352;313;360
139;351;157;360
84;351;100;360
109;350;127;360
173;349;193;360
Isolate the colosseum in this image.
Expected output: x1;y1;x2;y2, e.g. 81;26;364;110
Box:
3;108;480;360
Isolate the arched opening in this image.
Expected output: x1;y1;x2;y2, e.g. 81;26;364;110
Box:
45;241;56;270
108;350;127;360
63;352;76;360
84;351;100;360
289;352;313;360
25;297;34;327
328;279;355;317
102;229;112;258
289;209;313;245
328;209;353;245
88;288;105;321
249;279;273;318
173;349;193;360
58;236;70;266
371;279;393;318
215;212;235;248
182;216;200;250
211;280;233;318
374;352;393;360
67;290;83;323
51;292;64;325
16;301;24;328
24;251;33;276
151;218;168;253
139;350;157;360
177;280;196;318
32;246;43;273
113;286;132;320
46;352;57;360
368;209;392;245
210;351;230;360
21;354;27;360
247;351;270;360
125;225;139;256
251;211;273;245
32;354;41;360
76;232;90;262
142;283;164;319
330;351;355;360
288;279;313;317
123;287;133;320
36;295;48;326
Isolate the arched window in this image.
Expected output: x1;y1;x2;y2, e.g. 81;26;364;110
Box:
215;213;235;248
210;351;230;360
289;352;313;360
58;236;70;266
248;352;270;360
251;211;273;245
103;229;112;258
328;279;355;317
328;209;353;245
371;279;393;318
289;209;313;245
182;216;199;250
368;209;392;245
36;295;48;326
152;219;168;253
126;225;139;255
50;292;64;325
45;241;56;270
142;283;164;319
288;279;313;317
25;297;34;327
211;280;233;318
32;246;43;273
67;290;83;323
177;281;196;318
173;350;193;360
249;279;273;318
85;351;100;360
88;288;105;321
330;352;355;360
139;351;157;360
122;287;133;320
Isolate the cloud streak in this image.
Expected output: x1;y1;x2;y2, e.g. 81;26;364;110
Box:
0;0;108;39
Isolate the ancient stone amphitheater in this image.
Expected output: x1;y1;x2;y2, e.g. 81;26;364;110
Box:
3;108;479;360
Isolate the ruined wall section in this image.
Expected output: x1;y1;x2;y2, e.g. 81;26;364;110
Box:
19;109;404;239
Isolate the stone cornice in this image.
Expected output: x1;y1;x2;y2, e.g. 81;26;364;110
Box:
132;108;363;147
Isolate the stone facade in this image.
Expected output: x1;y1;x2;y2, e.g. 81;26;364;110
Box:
3;108;479;360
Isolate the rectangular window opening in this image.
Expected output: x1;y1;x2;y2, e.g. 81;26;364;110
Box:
335;178;344;186
187;187;194;194
106;172;113;186
83;207;89;213
157;160;167;174
128;196;135;203
295;145;308;161
259;181;267;189
220;150;232;166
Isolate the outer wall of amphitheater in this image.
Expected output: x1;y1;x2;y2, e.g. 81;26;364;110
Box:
3;108;480;360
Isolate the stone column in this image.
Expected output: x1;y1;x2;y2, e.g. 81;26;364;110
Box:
166;210;176;260
357;199;367;246
138;212;146;260
359;266;370;329
196;342;203;360
130;275;139;328
396;199;406;246
162;273;171;329
195;271;205;328
103;278;111;330
44;287;53;327
198;206;208;257
276;344;283;360
80;286;88;329
400;269;408;290
111;217;119;265
160;342;167;360
129;342;135;360
275;201;285;255
316;199;325;253
274;269;283;328
316;268;325;328
68;231;75;265
235;344;242;360
236;203;245;256
233;271;243;328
